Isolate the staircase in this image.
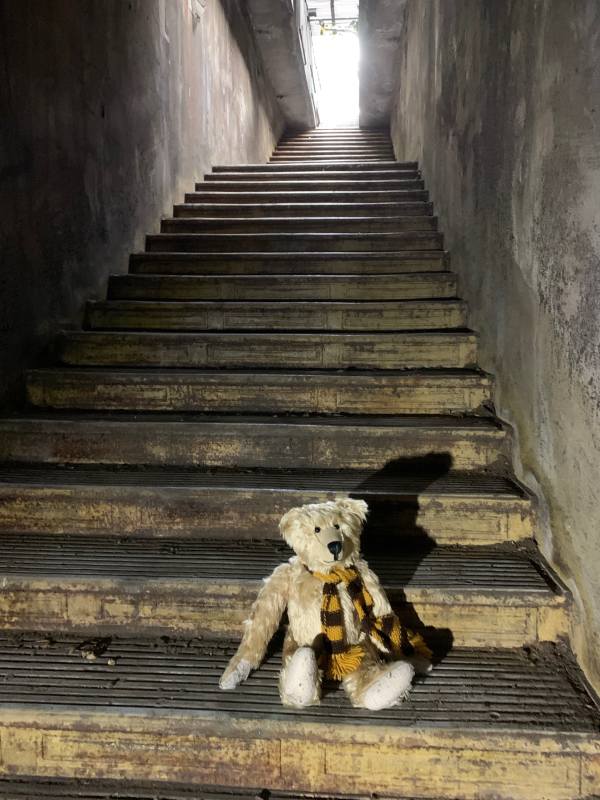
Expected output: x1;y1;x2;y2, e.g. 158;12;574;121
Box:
0;128;598;800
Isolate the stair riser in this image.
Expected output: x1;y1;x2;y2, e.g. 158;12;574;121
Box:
84;300;466;331
27;372;489;415
173;202;432;219
58;332;477;370
213;162;416;171
272;150;396;157
270;156;395;162
197;181;416;193
203;170;418;182
0;423;507;470
184;190;429;203
0;484;533;544
109;274;456;301
160;217;437;235
273;145;395;151
128;253;447;275
0;581;565;648
145;233;443;254
0;715;592;800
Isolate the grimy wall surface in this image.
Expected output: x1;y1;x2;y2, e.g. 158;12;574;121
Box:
0;0;284;408
391;1;600;690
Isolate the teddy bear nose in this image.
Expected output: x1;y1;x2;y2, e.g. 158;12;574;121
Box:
327;541;342;558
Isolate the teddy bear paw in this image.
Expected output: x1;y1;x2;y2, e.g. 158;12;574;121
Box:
281;647;320;707
360;660;415;711
219;658;252;691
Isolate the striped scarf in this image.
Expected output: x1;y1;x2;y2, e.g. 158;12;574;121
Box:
312;564;432;680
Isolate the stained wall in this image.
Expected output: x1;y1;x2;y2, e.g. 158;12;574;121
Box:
390;0;600;689
0;0;284;408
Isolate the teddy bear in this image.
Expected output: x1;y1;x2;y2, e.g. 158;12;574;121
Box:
219;497;432;710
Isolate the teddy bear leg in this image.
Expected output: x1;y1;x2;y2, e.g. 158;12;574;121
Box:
279;635;321;708
343;648;415;711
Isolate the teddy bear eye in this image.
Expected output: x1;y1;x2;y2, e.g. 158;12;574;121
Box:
314;526;321;533
334;524;340;529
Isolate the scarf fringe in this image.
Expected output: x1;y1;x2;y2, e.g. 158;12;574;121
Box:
327;644;364;680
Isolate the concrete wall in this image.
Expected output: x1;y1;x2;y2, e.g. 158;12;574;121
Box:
0;0;284;409
390;0;600;690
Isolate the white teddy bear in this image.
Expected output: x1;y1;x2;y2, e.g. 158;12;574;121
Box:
220;498;432;710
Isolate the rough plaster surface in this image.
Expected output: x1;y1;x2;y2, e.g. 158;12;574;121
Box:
390;0;600;691
0;0;283;408
247;0;318;129
359;0;407;128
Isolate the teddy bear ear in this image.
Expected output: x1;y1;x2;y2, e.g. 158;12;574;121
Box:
335;497;368;522
278;506;303;539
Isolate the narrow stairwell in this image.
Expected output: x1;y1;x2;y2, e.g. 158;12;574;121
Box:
0;128;598;799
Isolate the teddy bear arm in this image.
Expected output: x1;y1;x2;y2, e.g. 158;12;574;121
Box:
223;562;290;677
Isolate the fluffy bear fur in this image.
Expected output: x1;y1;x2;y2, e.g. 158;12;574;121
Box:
219;498;430;709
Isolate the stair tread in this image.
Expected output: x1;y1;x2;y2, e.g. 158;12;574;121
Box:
0;633;595;732
0;465;524;495
0;536;558;598
29;366;489;378
1;411;502;428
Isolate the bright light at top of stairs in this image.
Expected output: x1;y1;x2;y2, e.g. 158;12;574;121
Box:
312;22;359;127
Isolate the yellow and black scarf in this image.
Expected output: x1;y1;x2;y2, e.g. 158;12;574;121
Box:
312;564;432;680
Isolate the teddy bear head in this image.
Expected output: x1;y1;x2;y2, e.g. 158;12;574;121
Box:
278;497;368;573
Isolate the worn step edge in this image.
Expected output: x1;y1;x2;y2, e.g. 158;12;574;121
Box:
0;637;596;799
194;181;422;192
128;251;448;276
173;202;433;219
212;161;419;174
83;298;467;332
109;272;456;301
212;161;416;171
0;539;567;647
184;191;430;203
0;413;510;470
145;232;443;254
203;170;418;181
0;465;534;544
57;330;478;370
160;217;438;234
26;367;491;415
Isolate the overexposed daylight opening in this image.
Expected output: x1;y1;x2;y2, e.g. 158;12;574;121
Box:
309;2;359;127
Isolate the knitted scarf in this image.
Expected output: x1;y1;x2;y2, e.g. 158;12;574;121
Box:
312;564;432;680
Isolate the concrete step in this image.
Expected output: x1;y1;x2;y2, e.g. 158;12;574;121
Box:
0;634;596;799
84;298;466;331
271;151;396;159
173;201;433;219
145;232;443;254
0;465;534;544
109;272;456;300
270;156;396;162
203;169;418;182
57;330;478;369
160;216;437;235
128;251;448;275
194;178;424;192
27;368;491;414
184;189;429;203
281;132;391;142
212;160;416;172
273;143;395;151
0;537;566;646
0;414;509;470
